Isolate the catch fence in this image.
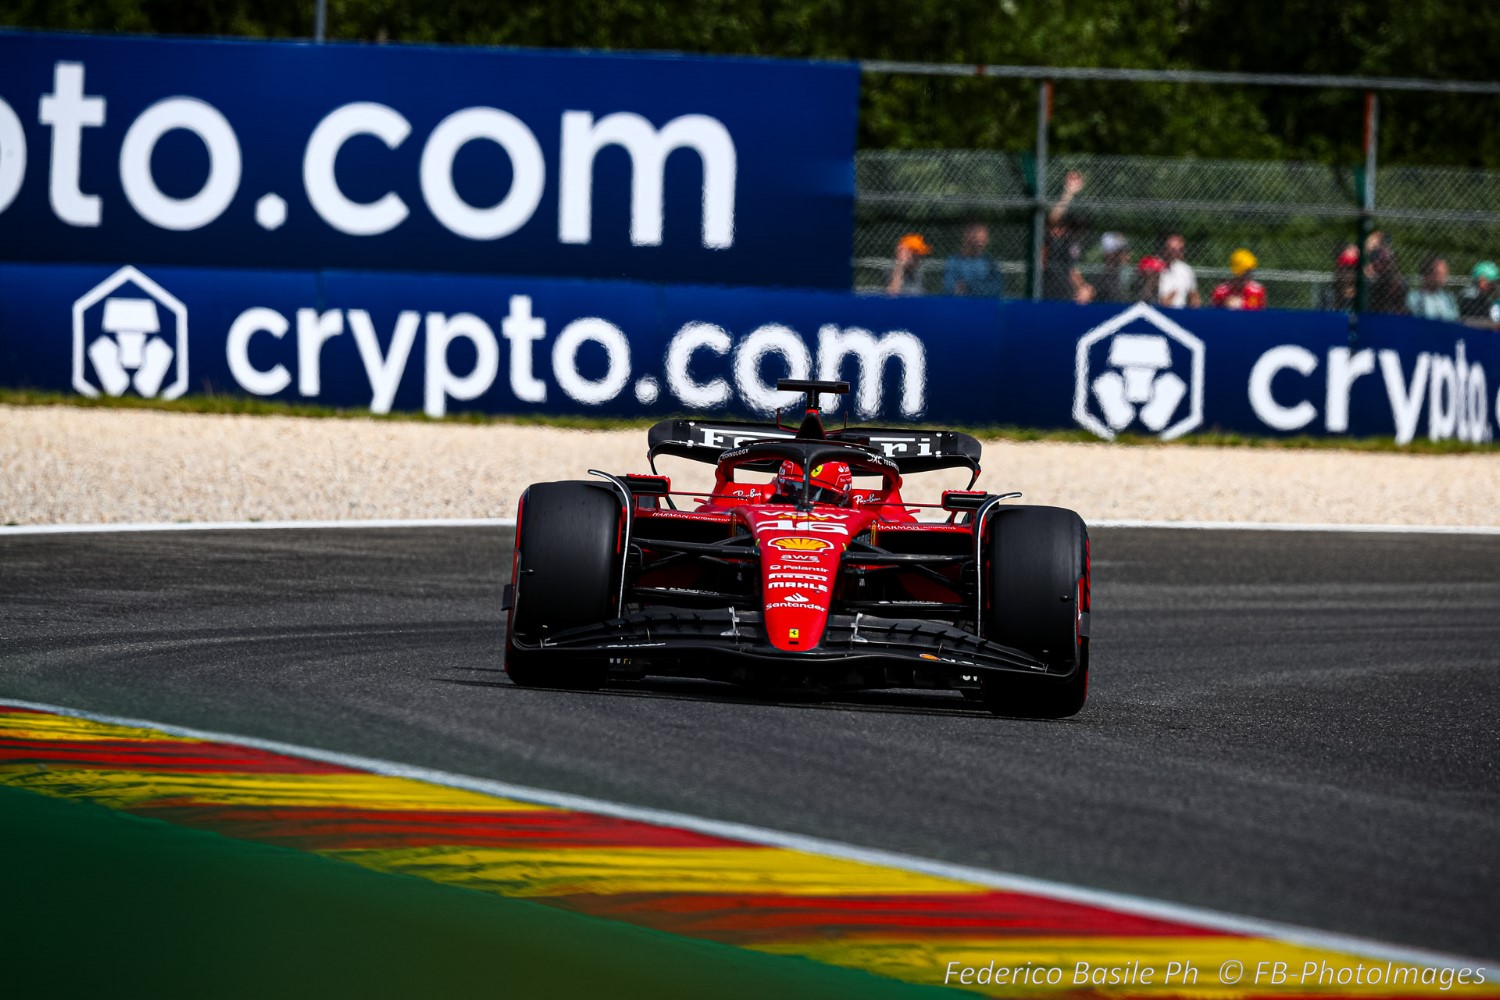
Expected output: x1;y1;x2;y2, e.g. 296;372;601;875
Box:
853;65;1500;319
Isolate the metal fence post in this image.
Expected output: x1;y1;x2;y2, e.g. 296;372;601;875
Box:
1354;91;1379;324
1030;80;1052;301
315;0;327;42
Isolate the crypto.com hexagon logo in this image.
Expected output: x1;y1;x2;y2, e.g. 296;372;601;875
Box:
1073;302;1204;441
73;266;188;400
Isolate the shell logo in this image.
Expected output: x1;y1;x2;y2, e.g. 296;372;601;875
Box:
771;536;832;552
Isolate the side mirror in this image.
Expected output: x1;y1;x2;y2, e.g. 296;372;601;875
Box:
941;490;991;512
624;474;671;496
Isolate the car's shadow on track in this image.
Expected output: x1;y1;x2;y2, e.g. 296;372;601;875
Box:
436;668;1007;720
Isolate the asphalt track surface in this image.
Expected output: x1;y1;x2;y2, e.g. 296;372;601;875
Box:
2;525;1497;959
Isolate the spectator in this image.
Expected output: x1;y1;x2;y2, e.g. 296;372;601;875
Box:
1043;170;1094;304
1405;255;1459;322
1317;245;1359;312
1135;255;1166;303
885;233;930;296
1364;235;1407;314
1095;232;1131;303
1157;233;1201;308
1458;260;1498;329
942;221;1004;298
1210;248;1267;310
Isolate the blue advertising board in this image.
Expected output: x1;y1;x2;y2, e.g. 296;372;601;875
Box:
0;261;998;423
998;300;1497;445
2;260;1495;445
0;32;859;288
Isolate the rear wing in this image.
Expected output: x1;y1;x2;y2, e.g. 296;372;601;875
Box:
646;418;982;476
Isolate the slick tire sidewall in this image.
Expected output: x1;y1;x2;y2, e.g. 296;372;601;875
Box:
980;504;1090;719
505;481;620;690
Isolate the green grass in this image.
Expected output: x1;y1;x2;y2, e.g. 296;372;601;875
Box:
3;387;1494;454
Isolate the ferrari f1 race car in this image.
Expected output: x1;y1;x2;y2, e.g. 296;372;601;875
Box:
503;380;1091;718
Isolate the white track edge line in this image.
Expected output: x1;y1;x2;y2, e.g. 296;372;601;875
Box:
0;696;1488;971
4;516;1499;536
1089;518;1500;534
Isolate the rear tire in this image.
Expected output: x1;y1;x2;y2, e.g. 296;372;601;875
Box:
979;505;1090;719
504;481;621;690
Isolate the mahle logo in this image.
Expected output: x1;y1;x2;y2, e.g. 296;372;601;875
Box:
1073;302;1204;441
73;266;188;399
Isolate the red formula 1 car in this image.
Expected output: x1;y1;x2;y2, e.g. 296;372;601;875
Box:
503;380;1091;718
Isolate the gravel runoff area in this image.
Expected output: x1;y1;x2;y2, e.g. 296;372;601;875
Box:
3;403;1498;527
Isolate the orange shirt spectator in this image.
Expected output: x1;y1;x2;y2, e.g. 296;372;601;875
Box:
885;233;931;296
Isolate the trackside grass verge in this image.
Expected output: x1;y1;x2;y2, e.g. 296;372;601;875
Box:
0;785;946;1000
3;387;1495;454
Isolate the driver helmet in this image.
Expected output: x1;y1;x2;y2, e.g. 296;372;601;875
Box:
774;460;853;506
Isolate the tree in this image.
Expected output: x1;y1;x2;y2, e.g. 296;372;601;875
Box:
2;0;1493;163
